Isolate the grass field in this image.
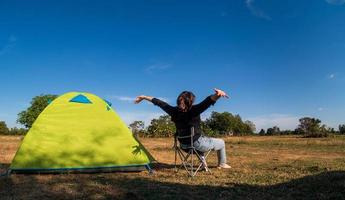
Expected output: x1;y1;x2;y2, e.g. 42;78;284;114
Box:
1;135;345;199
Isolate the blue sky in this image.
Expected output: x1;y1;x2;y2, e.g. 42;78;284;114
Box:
1;0;344;131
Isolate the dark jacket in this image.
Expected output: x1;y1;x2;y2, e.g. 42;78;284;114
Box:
152;96;216;144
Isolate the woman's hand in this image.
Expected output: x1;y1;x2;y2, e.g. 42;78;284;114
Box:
214;88;229;98
134;95;153;104
134;95;146;104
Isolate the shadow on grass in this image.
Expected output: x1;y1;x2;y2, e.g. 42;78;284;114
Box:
152;162;176;170
0;163;10;168
0;171;344;200
0;163;10;175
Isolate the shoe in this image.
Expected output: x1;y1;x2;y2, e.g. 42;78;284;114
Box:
217;163;232;169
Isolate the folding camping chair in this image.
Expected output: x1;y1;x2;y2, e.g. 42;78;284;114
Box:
174;127;212;177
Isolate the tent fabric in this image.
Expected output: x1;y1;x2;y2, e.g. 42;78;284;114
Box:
10;92;153;173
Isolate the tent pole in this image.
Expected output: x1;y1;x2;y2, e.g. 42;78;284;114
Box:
145;164;154;174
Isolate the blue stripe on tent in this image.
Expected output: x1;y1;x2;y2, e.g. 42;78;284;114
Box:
69;94;92;104
10;163;151;172
103;99;112;107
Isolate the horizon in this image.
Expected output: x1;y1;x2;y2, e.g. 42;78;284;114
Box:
1;0;345;131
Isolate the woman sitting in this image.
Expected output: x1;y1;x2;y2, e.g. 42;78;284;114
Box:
134;88;231;169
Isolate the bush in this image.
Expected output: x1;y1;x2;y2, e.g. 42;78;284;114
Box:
266;126;280;135
9;127;28;135
0;121;9;135
339;124;345;135
0;121;27;135
303;132;329;138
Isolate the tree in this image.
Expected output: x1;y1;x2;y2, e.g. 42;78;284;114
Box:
266;126;280;135
205;112;255;136
201;121;216;136
0;121;9;134
280;130;294;135
327;127;336;134
339;124;345;135
273;126;280;135
298;117;321;134
144;112;256;137
294;128;304;135
129;121;145;137
17;94;58;128
146;115;176;137
205;112;233;135
297;117;328;137
245;120;256;133
259;129;265;136
266;128;273;135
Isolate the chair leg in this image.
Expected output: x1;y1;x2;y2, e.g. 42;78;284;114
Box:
192;150;212;176
175;148;212;177
174;147;178;173
178;150;197;177
203;150;212;174
177;149;193;176
192;151;205;176
191;150;194;176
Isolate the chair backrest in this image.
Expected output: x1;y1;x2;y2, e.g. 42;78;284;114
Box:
175;127;194;147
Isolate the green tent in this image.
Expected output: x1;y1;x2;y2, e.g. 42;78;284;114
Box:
10;92;153;173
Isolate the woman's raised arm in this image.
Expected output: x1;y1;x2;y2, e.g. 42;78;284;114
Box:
135;95;175;116
191;88;229;116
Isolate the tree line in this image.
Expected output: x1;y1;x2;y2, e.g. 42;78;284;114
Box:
0;121;27;135
130;111;256;137
131;115;345;138
1;94;344;138
258;117;345;137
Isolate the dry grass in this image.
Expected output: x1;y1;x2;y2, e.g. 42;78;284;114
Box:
1;135;345;199
0;136;22;171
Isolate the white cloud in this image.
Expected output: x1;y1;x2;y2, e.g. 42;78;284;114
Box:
0;35;17;56
248;114;300;131
245;0;271;20
116;111;164;127
111;96;136;102
318;107;324;111
328;74;335;79
325;0;345;5
109;95;170;103
145;63;172;73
